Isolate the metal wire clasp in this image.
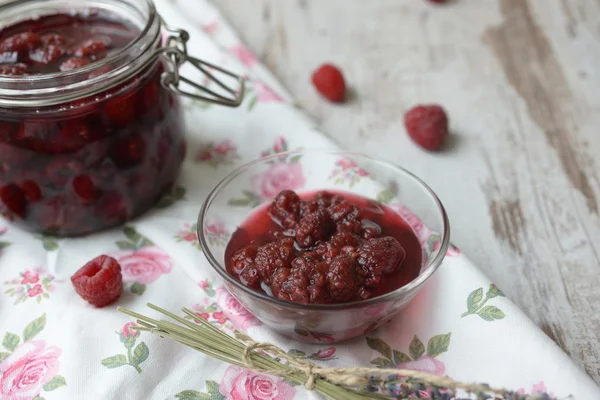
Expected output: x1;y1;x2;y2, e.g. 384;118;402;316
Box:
157;22;245;107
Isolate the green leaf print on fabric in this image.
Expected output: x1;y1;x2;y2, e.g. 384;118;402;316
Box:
156;185;187;208
368;333;450;375
43;375;67;391
3;268;60;305
227;190;261;208
461;284;506;321
42;237;59;251
130;282;147;296
426;333;451;357
101;323;149;373
175;380;224;400
23;313;46;341
408;335;425;360
2;332;19;351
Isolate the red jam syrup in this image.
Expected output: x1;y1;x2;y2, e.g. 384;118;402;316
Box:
225;190;422;305
0;12;138;74
0;11;185;235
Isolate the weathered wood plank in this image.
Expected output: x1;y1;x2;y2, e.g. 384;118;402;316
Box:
212;0;600;382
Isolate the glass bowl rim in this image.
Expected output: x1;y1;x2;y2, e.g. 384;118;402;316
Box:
197;149;450;311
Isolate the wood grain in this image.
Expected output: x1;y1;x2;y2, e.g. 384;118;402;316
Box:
212;0;600;382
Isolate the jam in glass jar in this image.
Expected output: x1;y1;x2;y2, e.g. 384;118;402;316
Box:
0;0;244;236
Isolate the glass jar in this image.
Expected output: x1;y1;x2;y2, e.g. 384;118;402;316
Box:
0;0;243;236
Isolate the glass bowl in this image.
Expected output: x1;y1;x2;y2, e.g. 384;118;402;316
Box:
198;149;449;343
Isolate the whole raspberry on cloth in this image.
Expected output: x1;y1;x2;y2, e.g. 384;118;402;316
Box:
71;255;123;307
404;104;449;151
311;63;346;102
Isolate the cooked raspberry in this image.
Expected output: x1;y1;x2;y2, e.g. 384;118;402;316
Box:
427;0;446;3
315;231;361;261
60;57;89;72
71;255;123;307
231;245;258;274
73;174;99;201
269;190;301;229
104;93;137;126
300;200;319;217
0;183;27;218
290;252;321;274
357;237;406;287
307;259;330;303
0;63;27;75
110;134;146;168
239;265;261;288
295;209;335;248
41;34;67;45
21;180;42;202
281;267;310;303
328;200;359;223
327;255;361;301
404;105;448;151
29;45;66;64
255;237;295;284
94;190;127;222
74;39;107;59
311;64;346;102
271;267;291;299
141;81;160;113
0;32;41;53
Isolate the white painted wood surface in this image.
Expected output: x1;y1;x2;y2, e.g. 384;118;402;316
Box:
212;0;600;383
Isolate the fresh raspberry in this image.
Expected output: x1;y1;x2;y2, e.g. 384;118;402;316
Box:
0;183;27;218
0;32;41;53
295;209;335;248
255;237;295;284
60;57;89;72
29;45;66;64
74;39;108;59
311;64;346;102
72;174;99;201
404;104;449;151
0;63;27;75
357;237;406;287
71;255;123;307
21;180;42;202
427;0;446;3
269;190;301;229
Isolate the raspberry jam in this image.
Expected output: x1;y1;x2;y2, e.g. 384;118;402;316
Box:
0;12;138;75
0;8;185;235
225;190;422;305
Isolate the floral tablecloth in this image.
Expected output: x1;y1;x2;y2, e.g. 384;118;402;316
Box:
1;0;599;399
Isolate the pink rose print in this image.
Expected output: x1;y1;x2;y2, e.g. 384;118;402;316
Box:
21;270;39;285
212;311;228;325
229;44;257;68
251;162;305;200
198;280;209;289
272;137;286;153
196;139;239;167
329;158;369;188
252;80;284;103
4;268;60;305
110;246;173;285
175;223;202;251
0;340;62;400
216;287;261;331
315;347;336;359
397;355;446;377
220;365;296;400
0;225;7;234
27;284;43;298
122;322;140;339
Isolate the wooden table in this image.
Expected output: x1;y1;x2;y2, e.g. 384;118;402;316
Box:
213;0;600;383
